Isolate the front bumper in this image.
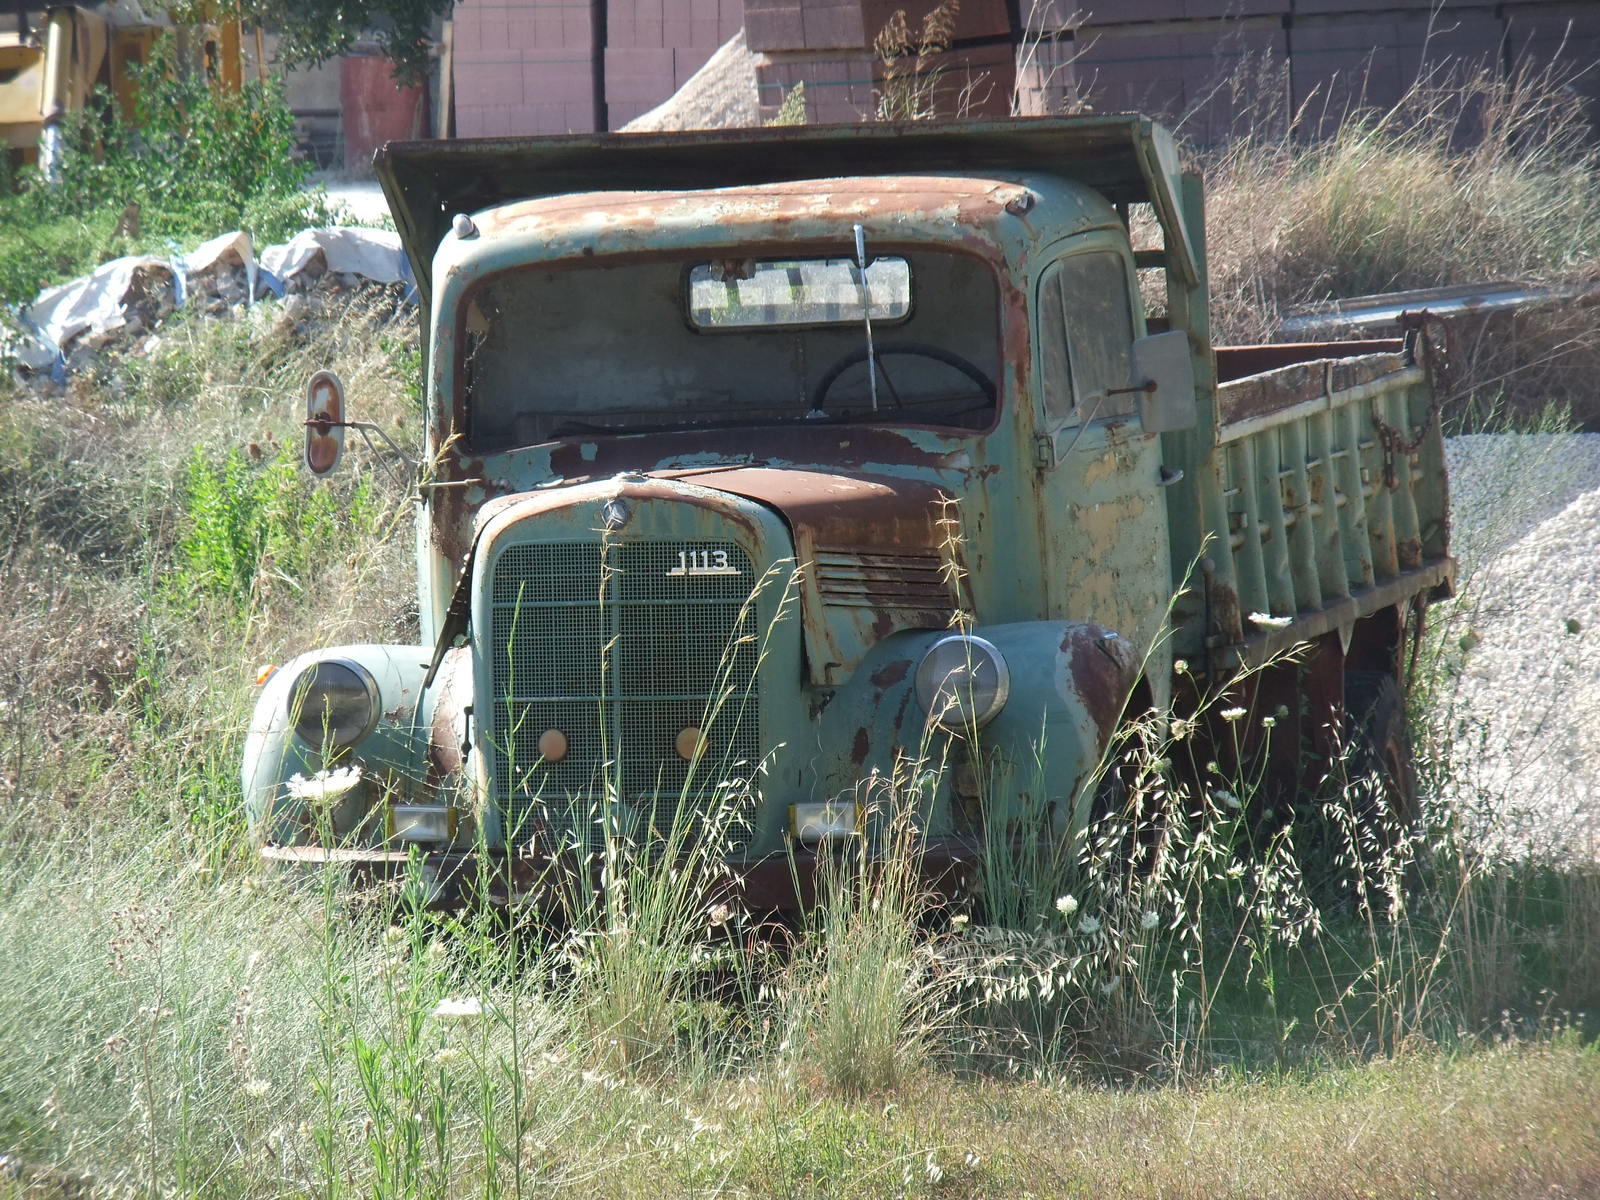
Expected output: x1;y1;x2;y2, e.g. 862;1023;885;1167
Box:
258;839;982;912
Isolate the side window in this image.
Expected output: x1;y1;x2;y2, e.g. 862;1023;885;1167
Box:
1038;251;1136;426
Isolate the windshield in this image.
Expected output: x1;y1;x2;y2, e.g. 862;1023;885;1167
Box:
460;249;1001;452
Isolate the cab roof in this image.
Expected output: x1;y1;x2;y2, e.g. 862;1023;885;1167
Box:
375;115;1196;315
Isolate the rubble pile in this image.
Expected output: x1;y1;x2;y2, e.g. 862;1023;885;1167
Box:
1439;433;1600;851
5;226;415;389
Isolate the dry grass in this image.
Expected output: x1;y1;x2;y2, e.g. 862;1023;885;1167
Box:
0;294;418;840
1200;63;1600;427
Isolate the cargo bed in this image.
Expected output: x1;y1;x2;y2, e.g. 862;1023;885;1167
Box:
1177;338;1454;669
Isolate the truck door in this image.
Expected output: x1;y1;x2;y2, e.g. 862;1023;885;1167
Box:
1034;247;1174;676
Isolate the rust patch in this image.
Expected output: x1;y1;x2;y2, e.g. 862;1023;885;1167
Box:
1216;341;1405;385
851;727;871;766
871;659;911;689
427;647;473;782
1062;626;1139;739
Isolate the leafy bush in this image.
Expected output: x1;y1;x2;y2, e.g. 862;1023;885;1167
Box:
179;444;378;606
0;38;319;308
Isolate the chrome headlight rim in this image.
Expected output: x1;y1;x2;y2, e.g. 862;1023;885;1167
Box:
914;633;1010;732
285;657;381;752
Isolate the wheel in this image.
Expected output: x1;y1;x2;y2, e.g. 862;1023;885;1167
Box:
1342;670;1418;840
810;340;997;414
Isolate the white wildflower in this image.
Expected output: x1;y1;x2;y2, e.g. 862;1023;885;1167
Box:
1220;706;1247;722
430;997;483;1020
1173;658;1189;674
1248;612;1293;630
1141;909;1160;930
1055;894;1079;918
243;1077;271;1098
950;913;970;929
1078;915;1102;935
1260;715;1277;729
1213;787;1241;810
283;765;363;803
1170;717;1193;741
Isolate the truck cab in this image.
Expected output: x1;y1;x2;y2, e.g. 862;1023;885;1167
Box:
242;117;1450;906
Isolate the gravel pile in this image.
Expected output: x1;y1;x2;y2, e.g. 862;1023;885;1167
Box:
1435;433;1600;853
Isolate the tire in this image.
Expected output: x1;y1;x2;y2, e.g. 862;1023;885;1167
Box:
1342;670;1419;841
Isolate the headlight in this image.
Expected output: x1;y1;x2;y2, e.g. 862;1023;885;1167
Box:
915;634;1009;731
286;659;379;751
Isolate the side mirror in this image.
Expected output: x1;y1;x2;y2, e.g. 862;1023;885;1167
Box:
304;369;346;476
1131;331;1196;433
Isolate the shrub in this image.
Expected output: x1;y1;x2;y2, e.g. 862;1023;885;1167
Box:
0;38;318;309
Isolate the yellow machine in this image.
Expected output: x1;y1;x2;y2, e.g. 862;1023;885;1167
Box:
0;1;243;170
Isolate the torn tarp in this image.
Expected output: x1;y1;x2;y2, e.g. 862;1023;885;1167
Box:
257;227;413;294
8;225;414;376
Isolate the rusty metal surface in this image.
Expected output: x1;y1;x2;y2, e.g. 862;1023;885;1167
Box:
702;467;960;684
479;175;1040;248
1216;340;1405;385
1216;347;1410;425
375;115;1181;309
1279;279;1600;337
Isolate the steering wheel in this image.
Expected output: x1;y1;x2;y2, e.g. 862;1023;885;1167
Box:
810;340;997;414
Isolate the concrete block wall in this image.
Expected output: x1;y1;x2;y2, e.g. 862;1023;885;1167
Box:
1043;0;1600;141
604;0;743;126
454;0;600;135
445;0;1600;139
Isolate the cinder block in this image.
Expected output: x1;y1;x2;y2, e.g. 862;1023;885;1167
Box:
1014;36;1083;116
1076;0;1184;21
1292;0;1471;13
746;6;805;50
800;4;865;50
1289;12;1503;135
1505;5;1600;107
863;0;1036;41
883;42;1015;117
1176;26;1287;141
467;61;528;106
1184;0;1286;18
1073;29;1188;119
756;50;877;120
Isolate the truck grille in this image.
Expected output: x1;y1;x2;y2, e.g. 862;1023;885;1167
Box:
487;540;762;852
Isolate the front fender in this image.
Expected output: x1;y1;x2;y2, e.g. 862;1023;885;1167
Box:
969;620;1142;834
242;644;430;844
819;620;1141;837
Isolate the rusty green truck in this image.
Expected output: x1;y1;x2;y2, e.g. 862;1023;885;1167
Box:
241;116;1452;907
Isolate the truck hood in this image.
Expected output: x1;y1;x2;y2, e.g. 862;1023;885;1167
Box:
666;466;962;686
